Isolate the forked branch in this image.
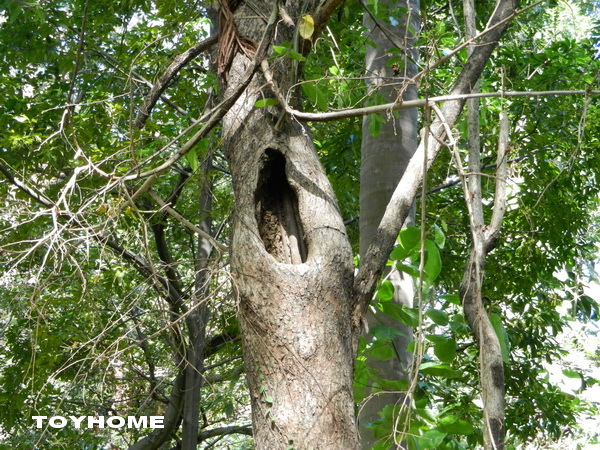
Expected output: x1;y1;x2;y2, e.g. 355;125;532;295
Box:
352;0;519;327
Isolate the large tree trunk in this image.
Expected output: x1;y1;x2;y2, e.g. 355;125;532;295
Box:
225;92;358;447
220;1;358;446
358;1;420;447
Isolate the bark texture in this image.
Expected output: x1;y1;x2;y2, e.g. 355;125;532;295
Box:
226;100;357;447
221;0;357;446
358;0;420;447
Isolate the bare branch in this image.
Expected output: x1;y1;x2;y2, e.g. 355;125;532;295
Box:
93;47;189;119
197;424;252;442
135;35;218;128
118;4;280;183
284;89;599;123
0;161;54;208
147;190;228;253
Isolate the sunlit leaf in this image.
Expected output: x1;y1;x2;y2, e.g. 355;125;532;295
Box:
299;14;314;40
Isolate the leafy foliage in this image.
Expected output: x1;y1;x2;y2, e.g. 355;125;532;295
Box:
0;0;599;448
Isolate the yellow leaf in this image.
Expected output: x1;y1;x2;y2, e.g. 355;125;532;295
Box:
299;14;314;40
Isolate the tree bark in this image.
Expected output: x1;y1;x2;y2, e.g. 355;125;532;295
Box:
221;0;358;446
181;158;213;449
225;94;358;447
358;0;420;447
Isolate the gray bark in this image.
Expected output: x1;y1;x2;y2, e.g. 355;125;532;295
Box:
225;90;358;447
181;158;213;449
358;0;420;447
354;0;519;324
459;111;510;450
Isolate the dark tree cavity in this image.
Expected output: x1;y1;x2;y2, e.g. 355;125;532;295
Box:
255;149;307;264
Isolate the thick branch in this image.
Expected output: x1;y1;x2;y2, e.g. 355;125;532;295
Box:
129;372;186;450
312;0;346;37
352;0;519;326
198;425;253;442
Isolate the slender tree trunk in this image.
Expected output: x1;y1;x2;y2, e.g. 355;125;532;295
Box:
459;111;510;450
460;245;505;449
181;158;213;449
358;1;420;447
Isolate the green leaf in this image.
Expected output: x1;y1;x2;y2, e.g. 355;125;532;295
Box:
434;223;446;249
254;98;280;108
186;148;198;171
377;377;409;391
288;49;307;61
418;429;447;448
419;362;462;378
376;280;394;301
438;415;475;435
390;244;410;261
370;323;406;340
434;338;457;362
489;313;510;364
425;308;449;326
272;44;289;55
301;82;327;110
426;334;457;362
396;262;420;278
439;294;461;306
367;340;395;360
562;369;581;379
399;225;420;250
424;239;442;282
380;303;420;327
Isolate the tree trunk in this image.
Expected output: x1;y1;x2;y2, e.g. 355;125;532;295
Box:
460;244;505;450
220;1;358;446
358;1;420;447
225;92;358;447
181;157;213;449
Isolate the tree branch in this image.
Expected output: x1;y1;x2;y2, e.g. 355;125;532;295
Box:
283;89;599;122
147;190;228;253
119;4;279;183
352;0;520;328
129;371;186;450
135;35;218;128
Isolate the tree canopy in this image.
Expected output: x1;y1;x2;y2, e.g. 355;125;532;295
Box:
0;0;599;448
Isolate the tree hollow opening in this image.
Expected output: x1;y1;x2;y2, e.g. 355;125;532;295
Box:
255;149;307;264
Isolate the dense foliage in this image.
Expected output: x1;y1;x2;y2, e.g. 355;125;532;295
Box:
0;0;599;448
